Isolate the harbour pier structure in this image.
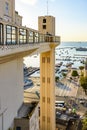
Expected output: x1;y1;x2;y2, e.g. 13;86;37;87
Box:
0;1;60;130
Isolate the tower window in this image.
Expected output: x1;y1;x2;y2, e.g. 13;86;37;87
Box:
42;97;45;102
42;116;45;121
47;57;50;63
47;117;50;123
47;77;50;83
42;77;45;83
47;97;50;103
43;18;46;23
43;25;46;29
42;57;45;63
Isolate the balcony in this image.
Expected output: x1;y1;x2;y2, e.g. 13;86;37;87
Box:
0;21;60;63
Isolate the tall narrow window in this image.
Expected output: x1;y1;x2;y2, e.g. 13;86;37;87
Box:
42;77;45;83
42;116;45;121
47;57;50;63
47;117;50;123
0;24;3;45
19;28;26;44
5;2;9;15
29;31;34;43
35;32;38;43
42;57;45;63
47;77;50;83
42;97;45;102
6;25;17;45
47;97;50;103
39;34;45;42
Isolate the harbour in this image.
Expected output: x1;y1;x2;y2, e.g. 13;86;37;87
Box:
0;0;87;129
24;42;87;69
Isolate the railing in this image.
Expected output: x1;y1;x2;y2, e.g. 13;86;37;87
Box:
0;21;60;51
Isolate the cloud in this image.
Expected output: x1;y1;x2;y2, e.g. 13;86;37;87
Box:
20;0;38;5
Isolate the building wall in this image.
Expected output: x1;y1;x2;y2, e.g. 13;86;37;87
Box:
0;58;24;130
0;0;4;20
15;11;22;26
0;0;22;25
38;16;55;35
14;104;39;130
0;0;15;22
14;119;29;130
29;104;39;130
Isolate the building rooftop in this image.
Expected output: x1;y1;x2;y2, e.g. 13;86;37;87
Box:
17;102;38;119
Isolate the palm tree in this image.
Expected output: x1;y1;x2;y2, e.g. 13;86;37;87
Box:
79;66;84;76
80;76;87;95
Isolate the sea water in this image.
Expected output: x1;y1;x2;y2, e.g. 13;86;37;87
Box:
24;42;87;68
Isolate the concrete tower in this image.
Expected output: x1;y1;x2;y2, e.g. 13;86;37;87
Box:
38;16;56;130
38;16;55;35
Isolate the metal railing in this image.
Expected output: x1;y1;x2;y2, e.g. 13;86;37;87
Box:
0;21;60;51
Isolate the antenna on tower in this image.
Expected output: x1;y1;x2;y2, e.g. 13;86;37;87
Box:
47;0;48;15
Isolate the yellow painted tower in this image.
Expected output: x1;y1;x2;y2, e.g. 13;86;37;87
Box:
38;16;56;130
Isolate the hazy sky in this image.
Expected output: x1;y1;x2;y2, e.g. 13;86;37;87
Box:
15;0;87;41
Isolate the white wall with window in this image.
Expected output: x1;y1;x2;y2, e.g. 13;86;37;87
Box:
5;2;9;15
0;0;22;25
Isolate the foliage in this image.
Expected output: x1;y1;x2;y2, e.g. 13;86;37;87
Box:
79;66;84;71
84;111;87;116
80;76;87;95
62;73;67;77
71;70;78;77
82;116;87;130
55;76;59;82
79;66;84;76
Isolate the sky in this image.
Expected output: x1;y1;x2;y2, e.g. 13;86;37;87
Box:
15;0;87;41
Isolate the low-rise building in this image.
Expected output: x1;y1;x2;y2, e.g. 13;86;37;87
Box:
14;102;39;130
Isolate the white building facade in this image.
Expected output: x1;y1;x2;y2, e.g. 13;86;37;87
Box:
0;0;22;25
0;0;23;129
0;58;24;130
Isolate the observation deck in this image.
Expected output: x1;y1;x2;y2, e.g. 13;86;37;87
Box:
0;21;60;63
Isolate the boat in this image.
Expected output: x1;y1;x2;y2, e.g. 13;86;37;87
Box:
55;62;63;67
76;47;87;51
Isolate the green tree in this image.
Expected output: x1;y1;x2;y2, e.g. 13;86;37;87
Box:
62;73;67;77
82;117;87;130
80;76;87;95
71;70;78;77
55;76;59;82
